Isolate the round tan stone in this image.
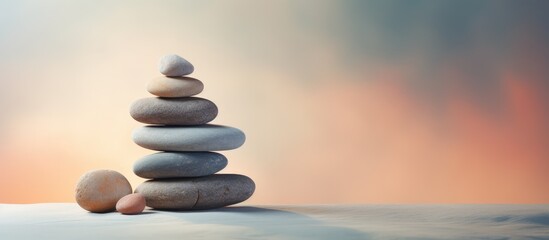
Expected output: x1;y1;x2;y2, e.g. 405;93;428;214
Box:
147;76;204;98
75;170;132;213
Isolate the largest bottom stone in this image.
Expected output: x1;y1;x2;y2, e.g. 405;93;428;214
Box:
135;174;255;210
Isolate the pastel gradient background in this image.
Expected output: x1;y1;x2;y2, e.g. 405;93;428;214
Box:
0;0;548;204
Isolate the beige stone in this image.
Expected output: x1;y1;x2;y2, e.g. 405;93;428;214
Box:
75;170;132;213
147;76;204;98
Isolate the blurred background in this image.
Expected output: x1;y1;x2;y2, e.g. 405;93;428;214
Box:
0;0;548;204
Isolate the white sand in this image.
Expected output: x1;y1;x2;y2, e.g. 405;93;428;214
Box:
0;203;548;239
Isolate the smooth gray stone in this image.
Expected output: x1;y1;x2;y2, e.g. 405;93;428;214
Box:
132;125;246;151
135;174;255;210
158;54;194;77
130;97;218;125
133;152;227;179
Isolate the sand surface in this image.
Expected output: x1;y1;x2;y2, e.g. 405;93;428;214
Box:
1;203;548;239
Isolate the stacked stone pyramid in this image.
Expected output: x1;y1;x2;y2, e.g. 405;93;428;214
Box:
130;54;255;210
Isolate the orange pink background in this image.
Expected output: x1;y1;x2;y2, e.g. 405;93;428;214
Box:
0;1;548;204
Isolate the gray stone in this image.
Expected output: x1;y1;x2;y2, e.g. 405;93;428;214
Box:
135;174;255;210
159;54;194;77
133;152;228;179
147;76;204;98
130;97;217;125
132;124;246;151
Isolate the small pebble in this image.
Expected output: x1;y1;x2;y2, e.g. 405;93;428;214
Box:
116;193;146;215
158;54;194;76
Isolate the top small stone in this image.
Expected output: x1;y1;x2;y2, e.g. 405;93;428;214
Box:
158;54;194;77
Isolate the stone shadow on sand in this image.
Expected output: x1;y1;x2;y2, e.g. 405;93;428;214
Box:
521;213;549;226
493;212;549;226
154;206;370;239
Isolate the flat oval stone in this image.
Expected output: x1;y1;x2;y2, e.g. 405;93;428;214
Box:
135;174;255;210
133;152;228;179
132;124;245;151
116;193;146;215
75;170;132;213
147;76;204;98
159;54;194;77
130;97;218;125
